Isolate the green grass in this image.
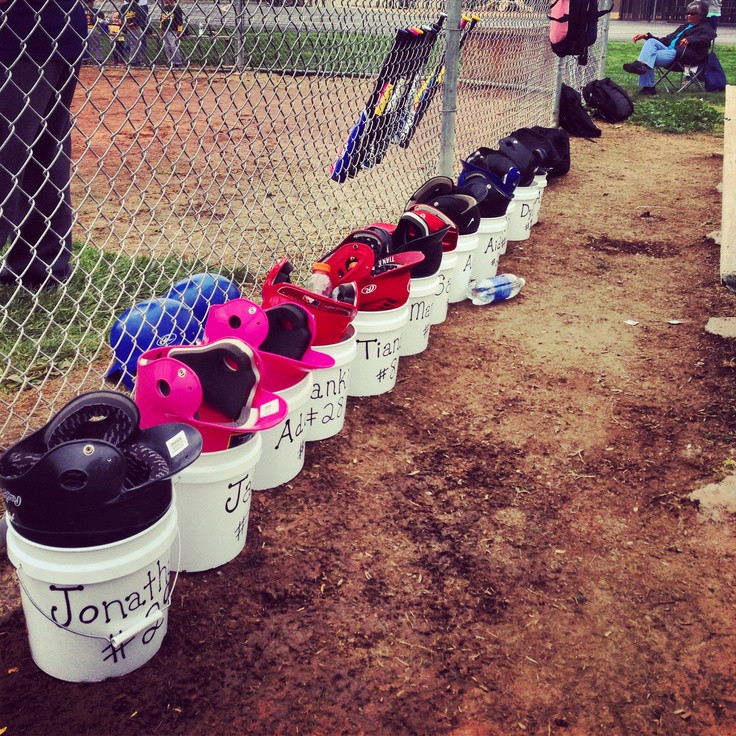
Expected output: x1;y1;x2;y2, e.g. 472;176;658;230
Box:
0;245;254;386
604;40;736;133
103;28;390;74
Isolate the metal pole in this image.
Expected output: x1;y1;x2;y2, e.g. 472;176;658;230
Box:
438;0;463;178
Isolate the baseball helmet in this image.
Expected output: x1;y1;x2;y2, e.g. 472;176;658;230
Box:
203;298;334;371
105;297;200;391
0;391;202;547
262;261;357;346
162;273;241;323
136;338;288;452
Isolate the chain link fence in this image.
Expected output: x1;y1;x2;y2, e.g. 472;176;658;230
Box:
0;0;607;445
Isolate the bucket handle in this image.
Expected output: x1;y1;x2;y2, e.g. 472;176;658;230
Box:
13;530;181;645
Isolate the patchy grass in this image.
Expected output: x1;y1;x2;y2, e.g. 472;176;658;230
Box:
604;40;734;133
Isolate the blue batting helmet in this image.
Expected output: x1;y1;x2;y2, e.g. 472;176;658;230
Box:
162;273;241;323
105;297;200;391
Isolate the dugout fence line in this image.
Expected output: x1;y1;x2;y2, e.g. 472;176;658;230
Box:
0;0;607;446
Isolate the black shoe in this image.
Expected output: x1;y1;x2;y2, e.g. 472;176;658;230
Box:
623;60;650;75
639;86;657;96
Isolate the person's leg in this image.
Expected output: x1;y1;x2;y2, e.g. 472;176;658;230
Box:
89;28;104;64
625;39;677;88
128;28;143;64
707;15;719;29
172;36;183;67
0;59;78;286
164;31;174;64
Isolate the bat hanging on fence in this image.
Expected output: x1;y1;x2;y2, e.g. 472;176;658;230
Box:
363;13;447;169
330;15;446;183
330;27;420;183
397;14;480;150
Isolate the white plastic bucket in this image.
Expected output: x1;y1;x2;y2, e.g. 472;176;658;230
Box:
472;216;508;281
500;201;516;254
507;185;540;242
531;172;548;226
253;371;313;490
348;303;409;397
448;233;480;304
430;250;458;326
400;274;438;357
6;505;178;682
306;327;357;442
172;432;262;573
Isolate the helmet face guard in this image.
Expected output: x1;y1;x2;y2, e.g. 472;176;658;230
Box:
136;338;288;452
105;297;200;391
0;391;202;547
203;298;334;370
261;259;358;345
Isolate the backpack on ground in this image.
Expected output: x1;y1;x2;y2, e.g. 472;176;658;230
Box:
510;126;571;178
549;0;612;66
582;78;634;123
559;83;601;139
704;52;727;92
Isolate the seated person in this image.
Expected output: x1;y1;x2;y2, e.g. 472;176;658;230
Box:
623;0;715;95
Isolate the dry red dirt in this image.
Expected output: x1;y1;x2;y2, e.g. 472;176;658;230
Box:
2;120;736;736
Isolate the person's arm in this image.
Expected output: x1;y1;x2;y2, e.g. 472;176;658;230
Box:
679;23;715;55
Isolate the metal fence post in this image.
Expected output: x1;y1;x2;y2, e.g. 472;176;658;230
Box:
438;0;463;178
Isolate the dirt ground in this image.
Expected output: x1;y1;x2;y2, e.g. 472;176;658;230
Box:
3;119;736;736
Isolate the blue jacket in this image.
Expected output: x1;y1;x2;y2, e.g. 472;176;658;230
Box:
0;0;87;65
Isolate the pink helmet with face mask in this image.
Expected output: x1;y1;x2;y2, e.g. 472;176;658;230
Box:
135;338;288;452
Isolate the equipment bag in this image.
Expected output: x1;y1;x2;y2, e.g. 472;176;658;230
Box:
549;0;612;66
704;52;727;92
559;83;601;139
582;78;634;123
510;126;571;178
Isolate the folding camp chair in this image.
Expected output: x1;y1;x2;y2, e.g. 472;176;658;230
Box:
654;39;714;93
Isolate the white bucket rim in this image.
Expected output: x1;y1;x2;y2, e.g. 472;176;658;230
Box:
409;273;439;298
477;216;509;233
176;431;263;480
455;232;480;251
7;504;178;585
512;185;540;200
312;325;357;364
353;303;409;333
439;251;458;268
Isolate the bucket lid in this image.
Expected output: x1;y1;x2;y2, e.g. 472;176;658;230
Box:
136;338;288;452
0;391;202;547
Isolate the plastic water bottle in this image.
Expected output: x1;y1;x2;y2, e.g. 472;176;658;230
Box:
467;274;525;305
308;262;333;296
